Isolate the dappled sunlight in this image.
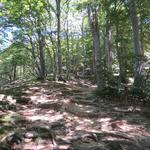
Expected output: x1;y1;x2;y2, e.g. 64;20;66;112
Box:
113;106;142;112
97;117;112;122
29;95;59;104
22;85;65;106
101;136;128;142
20;108;64;123
19;108;41;117
21;140;53;150
61;111;150;148
61;98;70;104
57;145;70;150
0;81;150;149
65;79;96;90
0;94;16;104
17;81;150;145
75;120;94;131
0;94;5;100
29;86;40;91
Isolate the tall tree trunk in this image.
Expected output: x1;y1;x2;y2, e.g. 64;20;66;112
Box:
13;64;17;81
81;17;86;78
129;0;144;92
104;12;112;84
87;5;105;90
66;27;71;79
65;1;71;79
115;21;127;84
28;35;41;79
139;11;144;56
45;2;58;80
56;0;62;77
105;25;112;73
37;29;46;80
114;3;127;85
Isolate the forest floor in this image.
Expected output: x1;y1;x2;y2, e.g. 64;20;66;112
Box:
0;79;150;150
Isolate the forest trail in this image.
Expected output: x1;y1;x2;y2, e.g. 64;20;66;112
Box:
0;80;150;150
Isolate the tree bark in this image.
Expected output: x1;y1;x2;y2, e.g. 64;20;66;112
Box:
81;17;86;78
129;0;144;92
56;0;62;77
37;29;46;80
114;3;127;84
105;25;112;73
104;11;112;84
65;1;71;79
13;64;17;81
87;5;105;90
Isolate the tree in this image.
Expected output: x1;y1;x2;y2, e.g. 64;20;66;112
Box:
55;0;62;78
0;0;149;97
1;0;48;80
0;42;29;81
87;3;105;90
129;0;144;93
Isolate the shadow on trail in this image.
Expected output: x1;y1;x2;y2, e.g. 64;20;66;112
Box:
0;80;150;150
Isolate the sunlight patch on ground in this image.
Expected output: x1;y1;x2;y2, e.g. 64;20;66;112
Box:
57;145;70;150
1;81;150;149
101;120;112;131
19;108;40;116
61;98;70;104
0;94;16;104
20;108;64;123
63;113;94;131
102;136;128;141
29;87;40;90
113;106;142;112
22;141;53;150
23;85;65;106
0;94;5;100
30;95;59;104
97;118;112;122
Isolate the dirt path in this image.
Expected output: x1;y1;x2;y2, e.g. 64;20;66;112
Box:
0;80;150;150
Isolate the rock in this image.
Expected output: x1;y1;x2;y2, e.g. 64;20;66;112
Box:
24;132;38;139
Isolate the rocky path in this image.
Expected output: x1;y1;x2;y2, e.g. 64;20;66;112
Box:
0;80;150;150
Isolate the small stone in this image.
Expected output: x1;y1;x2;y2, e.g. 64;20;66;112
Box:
24;132;37;139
